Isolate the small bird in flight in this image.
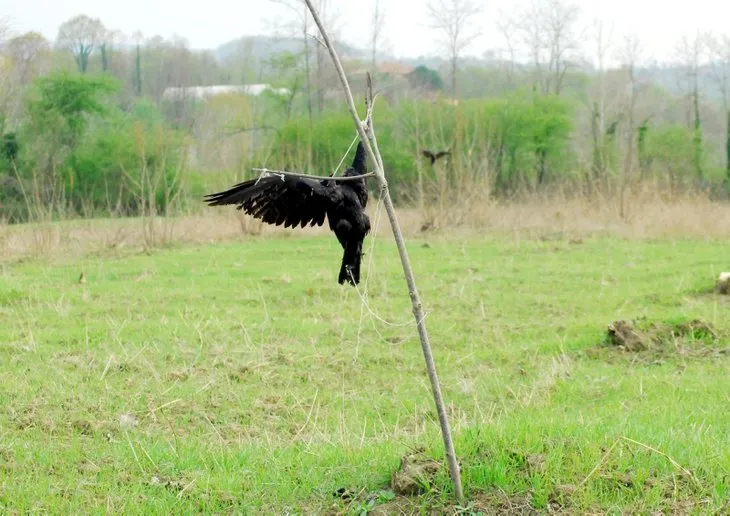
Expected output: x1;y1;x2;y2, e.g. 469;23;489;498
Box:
421;149;450;165
204;141;371;286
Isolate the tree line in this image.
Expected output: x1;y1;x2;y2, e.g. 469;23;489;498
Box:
1;1;730;223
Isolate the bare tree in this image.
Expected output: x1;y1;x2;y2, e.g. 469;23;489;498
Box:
265;51;306;120
0;17;10;42
311;0;342;112
4;32;50;85
369;0;387;76
132;31;143;97
100;29;123;73
500;0;581;186
56;14;105;73
495;10;519;88
312;0;329;114
588;19;614;186
512;0;582;95
616;32;642;215
0;18;12;131
593;20;613;136
270;0;341;115
1;32;50;125
675;32;705;181
707;34;730;105
705;33;730;184
426;0;482;97
270;0;314;124
142;34;217;104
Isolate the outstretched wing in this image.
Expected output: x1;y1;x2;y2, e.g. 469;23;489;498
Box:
434;150;451;160
204;175;341;228
420;149;435;161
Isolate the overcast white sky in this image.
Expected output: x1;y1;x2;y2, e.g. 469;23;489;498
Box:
0;0;725;65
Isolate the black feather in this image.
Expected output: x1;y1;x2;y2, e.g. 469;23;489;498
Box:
204;140;371;286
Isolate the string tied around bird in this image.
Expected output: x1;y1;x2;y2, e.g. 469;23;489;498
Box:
252;100;377;186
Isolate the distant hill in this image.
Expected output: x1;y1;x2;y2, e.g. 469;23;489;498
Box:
212;36;730;103
213;36;504;70
214;35;379;64
639;64;729;103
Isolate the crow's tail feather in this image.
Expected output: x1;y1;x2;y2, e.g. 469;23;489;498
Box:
338;239;362;286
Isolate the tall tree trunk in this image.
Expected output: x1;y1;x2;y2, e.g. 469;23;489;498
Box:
693;75;703;181
537;148;548;187
494;138;505;193
134;44;142;96
726;109;730;187
316;45;324;113
450;56;457;98
75;49;90;74
508;146;518;193
371;46;376;78
590;102;602;189
621;66;637;219
637;119;649;179
371;0;379;77
597;52;607;188
302;4;313;127
101;43;109;72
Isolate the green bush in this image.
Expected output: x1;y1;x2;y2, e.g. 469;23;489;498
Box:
642;124;704;188
269;92;575;199
3;73;187;222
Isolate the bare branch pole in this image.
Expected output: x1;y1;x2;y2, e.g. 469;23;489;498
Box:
302;0;464;502
251;168;375;182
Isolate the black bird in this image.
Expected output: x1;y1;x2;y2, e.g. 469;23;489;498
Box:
204;142;370;286
421;149;450;165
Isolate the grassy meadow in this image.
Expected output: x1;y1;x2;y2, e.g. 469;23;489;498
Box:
5;8;730;514
1;199;730;513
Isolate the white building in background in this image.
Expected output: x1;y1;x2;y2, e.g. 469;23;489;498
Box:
161;84;290;102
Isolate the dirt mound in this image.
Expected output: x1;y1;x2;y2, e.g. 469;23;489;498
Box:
604;318;721;356
390;450;442;496
607;320;649;352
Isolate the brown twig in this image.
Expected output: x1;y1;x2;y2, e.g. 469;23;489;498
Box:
579;438;620;487
619;436;700;488
308;32;327;49
302;0;464;502
579;436;700;490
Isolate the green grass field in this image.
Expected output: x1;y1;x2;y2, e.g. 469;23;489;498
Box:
1;230;729;513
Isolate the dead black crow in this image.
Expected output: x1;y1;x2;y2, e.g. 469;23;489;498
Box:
204;141;370;286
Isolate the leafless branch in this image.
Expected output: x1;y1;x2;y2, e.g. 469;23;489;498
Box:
302;0;464;502
705;32;730;110
511;0;583;95
251;168;375;182
308;32;327;49
616;31;643;216
0;17;11;42
496;11;519;85
222;125;279;137
426;0;482;96
370;0;387;75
